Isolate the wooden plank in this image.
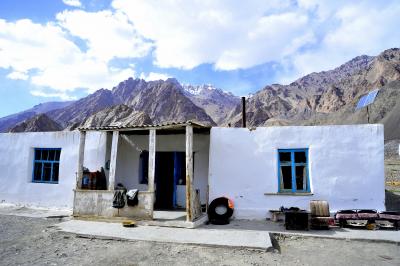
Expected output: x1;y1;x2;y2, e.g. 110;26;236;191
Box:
193;189;202;219
121;134;142;152
185;125;193;222
76;131;86;189
206;184;209;214
108;131;119;191
148;129;156;217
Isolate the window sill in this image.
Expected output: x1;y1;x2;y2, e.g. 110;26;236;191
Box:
264;192;313;196
32;181;58;184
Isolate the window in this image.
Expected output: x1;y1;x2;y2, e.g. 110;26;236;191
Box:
32;148;61;183
139;151;149;184
278;149;309;193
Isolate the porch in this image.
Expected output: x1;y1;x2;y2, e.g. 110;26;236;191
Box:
72;121;211;227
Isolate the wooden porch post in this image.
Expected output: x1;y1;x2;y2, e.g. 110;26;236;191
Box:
185;125;194;222
108;131;119;191
76;131;86;189
148;129;156;217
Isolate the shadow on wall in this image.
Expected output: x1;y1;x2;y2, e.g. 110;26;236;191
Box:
385;190;400;211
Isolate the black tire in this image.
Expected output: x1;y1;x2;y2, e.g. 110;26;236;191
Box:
208;197;234;222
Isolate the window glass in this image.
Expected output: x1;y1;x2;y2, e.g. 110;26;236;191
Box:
53;163;59;182
43;163;52;181
48;150;55;161
279;152;291;163
35;149;41;161
295;152;307;163
280;165;292;190
295;165;306;190
33;162;42;181
42;149;49;161
55;150;61;161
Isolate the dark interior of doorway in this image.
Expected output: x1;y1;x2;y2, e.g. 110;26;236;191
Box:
154;152;186;210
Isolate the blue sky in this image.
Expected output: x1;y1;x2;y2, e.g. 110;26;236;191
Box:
0;0;399;117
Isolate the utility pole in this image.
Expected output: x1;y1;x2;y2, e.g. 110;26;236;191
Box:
241;97;246;128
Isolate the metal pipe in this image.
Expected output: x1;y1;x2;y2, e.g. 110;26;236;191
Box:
241;96;246;128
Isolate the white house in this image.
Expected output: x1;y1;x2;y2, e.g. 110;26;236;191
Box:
0;123;385;224
209;125;385;219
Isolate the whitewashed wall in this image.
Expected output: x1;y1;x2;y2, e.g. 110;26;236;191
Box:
115;133;210;206
0;131;107;209
208;125;385;220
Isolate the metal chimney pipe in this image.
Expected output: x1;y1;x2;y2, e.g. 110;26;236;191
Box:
241;96;246;128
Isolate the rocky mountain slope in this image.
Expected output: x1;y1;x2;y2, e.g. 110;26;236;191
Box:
79;104;152;129
227;48;400;139
182;84;240;124
47;89;118;127
114;78;216;125
300;80;400;140
0;101;73;132
44;78;216;129
8;114;63;133
1;48;399;135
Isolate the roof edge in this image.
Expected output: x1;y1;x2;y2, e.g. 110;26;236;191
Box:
78;120;211;131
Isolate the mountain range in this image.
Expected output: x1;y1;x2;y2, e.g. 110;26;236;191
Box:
2;48;400;140
226;48;400;139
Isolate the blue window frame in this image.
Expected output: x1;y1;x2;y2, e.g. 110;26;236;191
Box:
278;149;310;193
32;148;61;184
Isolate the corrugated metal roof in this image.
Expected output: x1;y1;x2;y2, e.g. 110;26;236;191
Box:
78;120;211;131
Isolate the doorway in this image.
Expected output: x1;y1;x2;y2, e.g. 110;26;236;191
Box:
154;152;186;210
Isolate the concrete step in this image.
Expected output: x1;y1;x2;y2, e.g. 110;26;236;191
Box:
56;219;272;250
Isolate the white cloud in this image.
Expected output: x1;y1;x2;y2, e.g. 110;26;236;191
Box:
276;1;400;83
1;0;400;99
111;0;400;82
112;0;310;70
56;10;152;62
6;71;29;80
0;19;81;73
31;61;135;93
139;72;171;81
30;90;77;100
62;0;82;7
0;13;147;97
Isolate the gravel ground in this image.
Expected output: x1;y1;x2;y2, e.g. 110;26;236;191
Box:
0;215;399;266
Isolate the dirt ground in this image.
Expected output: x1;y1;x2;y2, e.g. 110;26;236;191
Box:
0;215;399;266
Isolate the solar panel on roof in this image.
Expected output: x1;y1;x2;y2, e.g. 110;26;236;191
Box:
355;89;379;110
356;94;368;109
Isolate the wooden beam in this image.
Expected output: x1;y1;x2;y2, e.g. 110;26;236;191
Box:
76;131;86;189
108;131;119;191
121;134;142;152
185;125;194;222
148;129;156;217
